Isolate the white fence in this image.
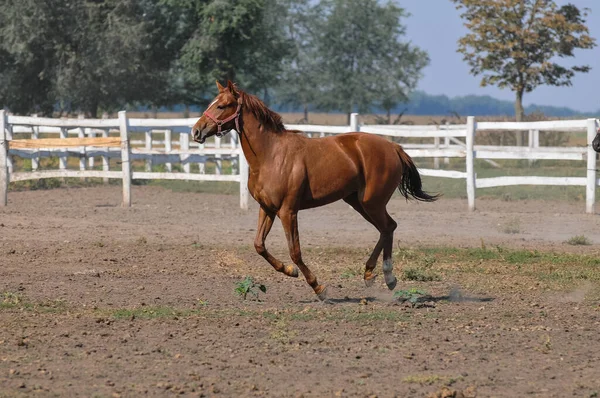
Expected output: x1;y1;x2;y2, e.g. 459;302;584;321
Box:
0;110;249;209
289;114;599;214
1;110;598;213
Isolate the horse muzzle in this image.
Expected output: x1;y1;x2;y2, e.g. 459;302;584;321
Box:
191;127;208;144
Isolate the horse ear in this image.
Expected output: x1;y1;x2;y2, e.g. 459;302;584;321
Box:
227;80;238;96
216;81;225;93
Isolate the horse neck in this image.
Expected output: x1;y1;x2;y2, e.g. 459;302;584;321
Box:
237;111;278;170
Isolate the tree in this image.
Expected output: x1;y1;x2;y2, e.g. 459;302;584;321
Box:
0;0;68;115
171;0;292;107
378;41;429;124
275;0;324;123
0;0;181;117
452;0;596;123
314;0;428;122
54;0;179;117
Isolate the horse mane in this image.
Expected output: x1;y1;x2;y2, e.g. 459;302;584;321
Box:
240;90;286;133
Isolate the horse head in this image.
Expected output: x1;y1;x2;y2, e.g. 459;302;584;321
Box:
192;81;242;144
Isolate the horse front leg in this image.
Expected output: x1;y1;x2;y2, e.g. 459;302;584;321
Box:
278;208;327;301
254;207;298;277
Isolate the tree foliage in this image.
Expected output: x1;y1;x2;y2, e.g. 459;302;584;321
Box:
0;0;179;117
0;0;429;118
314;0;428;119
452;0;596;122
170;0;291;106
274;0;323;122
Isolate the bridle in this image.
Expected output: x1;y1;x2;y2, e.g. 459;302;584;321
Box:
203;96;243;137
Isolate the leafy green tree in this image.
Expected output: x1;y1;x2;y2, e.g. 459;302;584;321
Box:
452;0;596;123
0;0;182;117
275;0;324;122
314;0;428;121
0;0;67;115
54;0;179;117
172;0;292;106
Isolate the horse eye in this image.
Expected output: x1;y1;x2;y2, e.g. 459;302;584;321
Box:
217;105;225;110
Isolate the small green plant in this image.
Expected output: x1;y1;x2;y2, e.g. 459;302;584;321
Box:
565;235;592;246
235;276;267;300
394;288;428;304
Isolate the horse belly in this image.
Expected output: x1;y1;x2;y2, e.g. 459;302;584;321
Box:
301;162;359;209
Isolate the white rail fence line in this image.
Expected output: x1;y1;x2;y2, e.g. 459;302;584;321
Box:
1;110;598;213
289;114;599;214
0;110;249;209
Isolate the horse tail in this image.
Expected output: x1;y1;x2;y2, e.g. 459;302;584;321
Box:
396;145;440;202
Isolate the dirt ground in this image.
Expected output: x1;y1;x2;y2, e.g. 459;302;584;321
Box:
1;186;600;398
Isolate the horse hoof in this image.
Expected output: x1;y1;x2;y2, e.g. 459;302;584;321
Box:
364;274;378;287
315;285;328;301
285;264;299;278
385;275;398;291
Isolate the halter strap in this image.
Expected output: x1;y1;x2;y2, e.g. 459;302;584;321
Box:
203;96;243;137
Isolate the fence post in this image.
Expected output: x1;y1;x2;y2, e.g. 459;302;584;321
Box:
433;136;440;169
0;110;8;206
586;118;597;214
119;111;132;207
77;114;86;173
87;128;95;169
59;127;68;171
102;128;109;184
197;136;205;174
528;129;539;166
165;129;172;172
350;113;359;132
145;130;152;172
230;133;238;174
444;122;450;165
6;122;13;176
32;115;39;171
215;136;222;175
239;142;249;210
180;132;190;176
466;116;476;211
78;127;86;173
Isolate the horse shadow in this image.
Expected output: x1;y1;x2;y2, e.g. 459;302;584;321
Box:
300;293;495;305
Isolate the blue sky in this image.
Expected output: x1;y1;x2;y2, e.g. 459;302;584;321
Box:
400;0;599;112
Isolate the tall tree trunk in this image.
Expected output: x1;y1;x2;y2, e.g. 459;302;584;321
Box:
303;104;308;123
515;90;525;146
386;108;391;124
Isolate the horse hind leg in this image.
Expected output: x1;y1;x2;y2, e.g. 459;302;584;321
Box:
343;193;384;287
361;204;398;290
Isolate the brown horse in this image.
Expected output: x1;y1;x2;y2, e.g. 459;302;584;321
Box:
192;81;438;300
